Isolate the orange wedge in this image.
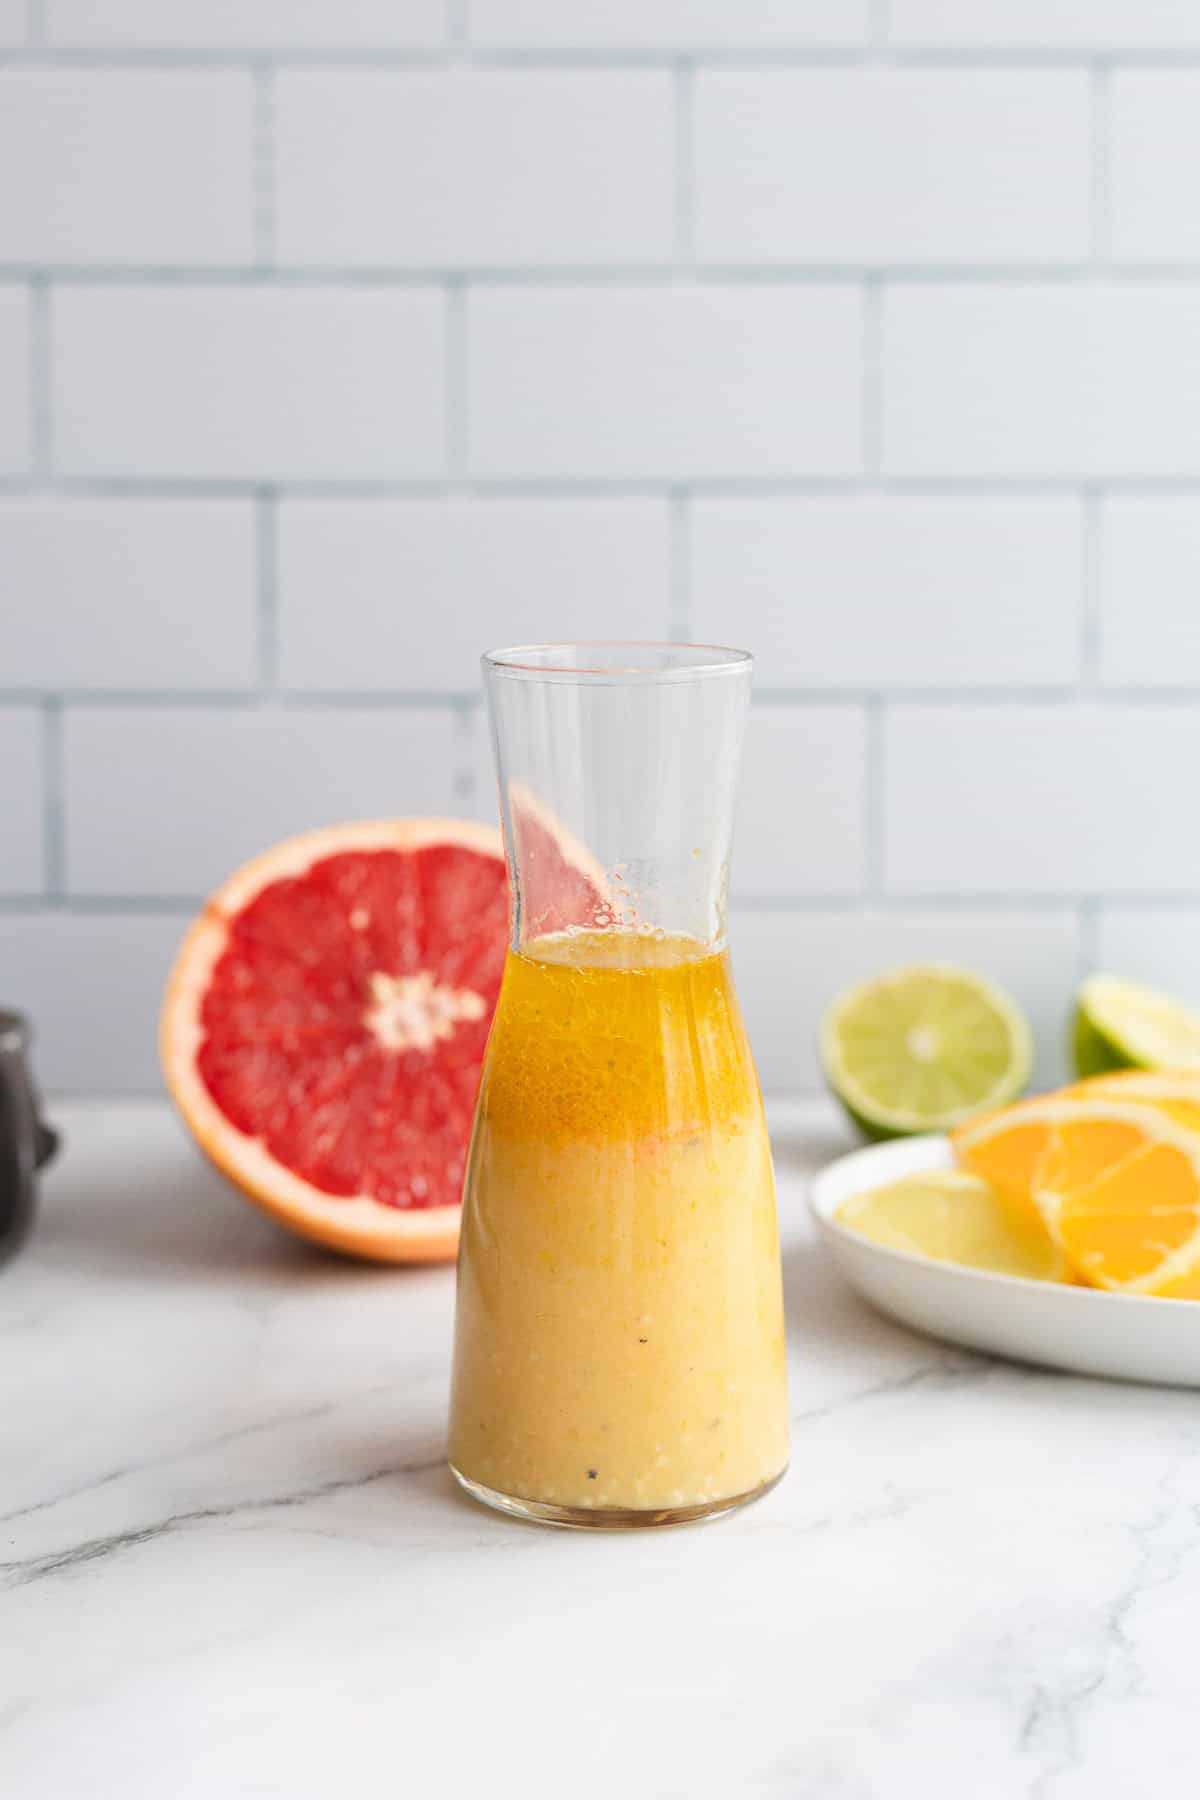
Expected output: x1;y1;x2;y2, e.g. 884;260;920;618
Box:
1066;1068;1200;1133
954;1096;1200;1298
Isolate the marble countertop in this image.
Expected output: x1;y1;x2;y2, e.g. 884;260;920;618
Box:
4;1099;1199;1799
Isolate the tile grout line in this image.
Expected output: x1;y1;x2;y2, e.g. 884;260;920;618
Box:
7;47;1200;69
1080;65;1108;708
1080;488;1104;689
11;685;1200;708
861;274;885;900
1078;900;1101;985
252;62;276;267
254;490;279;696
6;892;1200;918
18;262;1200;285
13;474;1200;499
452;703;478;814
861;277;884;480
445;278;467;483
445;268;477;812
29;273;51;477
1089;62;1112;267
673;59;696;268
40;699;65;897
669;491;691;640
863;700;885;898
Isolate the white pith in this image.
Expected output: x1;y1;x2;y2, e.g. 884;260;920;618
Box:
364;970;487;1054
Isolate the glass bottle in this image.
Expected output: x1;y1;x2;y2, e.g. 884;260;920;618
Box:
448;644;789;1528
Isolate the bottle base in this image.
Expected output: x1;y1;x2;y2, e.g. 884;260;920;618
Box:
449;1463;787;1531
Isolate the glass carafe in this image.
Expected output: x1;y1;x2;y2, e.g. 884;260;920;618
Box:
448;644;789;1528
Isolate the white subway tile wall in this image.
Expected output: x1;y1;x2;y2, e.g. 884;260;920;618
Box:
735;707;867;899
63;708;460;896
2;5;1200;1091
466;286;864;480
884;707;1200;896
0;914;182;1090
887;2;1200;49
1097;912;1200;1017
1110;74;1200;265
0;286;32;475
275;71;675;268
467;3;871;51
1;498;257;689
694;71;1090;268
52;287;448;481
0;71;255;266
0;2;24;46
690;497;1082;689
46;2;451;49
277;497;671;692
883;287;1200;478
0;710;45;895
1100;499;1200;688
732;909;1081;1093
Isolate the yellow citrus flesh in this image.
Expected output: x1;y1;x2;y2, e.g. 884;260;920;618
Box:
837;1169;1065;1282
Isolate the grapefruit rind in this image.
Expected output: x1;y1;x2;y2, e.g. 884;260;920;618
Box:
161;817;504;1264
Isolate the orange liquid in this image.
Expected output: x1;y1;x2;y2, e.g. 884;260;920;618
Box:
448;931;789;1515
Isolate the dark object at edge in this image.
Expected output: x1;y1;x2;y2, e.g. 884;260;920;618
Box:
0;1010;59;1267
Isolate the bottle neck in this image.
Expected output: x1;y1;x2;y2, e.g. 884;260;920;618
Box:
486;669;750;954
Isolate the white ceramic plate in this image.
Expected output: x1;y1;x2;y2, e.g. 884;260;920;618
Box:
808;1135;1200;1387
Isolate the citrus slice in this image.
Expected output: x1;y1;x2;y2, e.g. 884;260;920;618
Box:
1067;1069;1200;1133
821;965;1033;1141
505;780;612;939
836;1168;1065;1282
161;819;507;1264
1072;973;1200;1079
955;1096;1200;1297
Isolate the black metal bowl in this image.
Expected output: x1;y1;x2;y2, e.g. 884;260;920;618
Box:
0;1011;59;1266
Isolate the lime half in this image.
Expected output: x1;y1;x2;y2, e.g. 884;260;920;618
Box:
836;1169;1064;1282
1073;973;1200;1079
821;964;1033;1141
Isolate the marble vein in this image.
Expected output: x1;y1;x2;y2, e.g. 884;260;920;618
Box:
0;1453;444;1592
6;1101;1200;1800
1022;1429;1200;1799
0;1379;407;1528
790;1349;990;1426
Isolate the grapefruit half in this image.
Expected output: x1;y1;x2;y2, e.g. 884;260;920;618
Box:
506;779;611;938
161;819;507;1264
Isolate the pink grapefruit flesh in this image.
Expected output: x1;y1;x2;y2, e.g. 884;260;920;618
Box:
161;819;507;1263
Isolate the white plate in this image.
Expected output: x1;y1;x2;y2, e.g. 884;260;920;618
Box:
807;1135;1200;1387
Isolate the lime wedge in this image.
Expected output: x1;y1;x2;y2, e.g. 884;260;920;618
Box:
1073;973;1200;1079
821;964;1033;1141
836;1169;1063;1282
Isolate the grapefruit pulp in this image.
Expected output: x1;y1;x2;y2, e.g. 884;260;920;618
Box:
161;819;507;1263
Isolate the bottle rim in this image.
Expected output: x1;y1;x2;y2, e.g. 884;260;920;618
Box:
482;642;753;684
